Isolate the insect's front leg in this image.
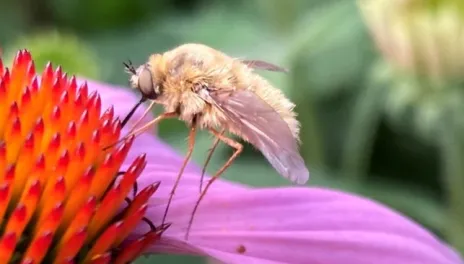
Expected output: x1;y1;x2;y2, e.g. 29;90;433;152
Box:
103;111;177;150
162;115;199;225
125;111;177;138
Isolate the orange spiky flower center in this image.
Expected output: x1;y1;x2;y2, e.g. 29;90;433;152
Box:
0;50;165;264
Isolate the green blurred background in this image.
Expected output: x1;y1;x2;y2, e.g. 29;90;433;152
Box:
1;0;463;262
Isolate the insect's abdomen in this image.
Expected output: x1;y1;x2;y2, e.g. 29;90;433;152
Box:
234;65;301;140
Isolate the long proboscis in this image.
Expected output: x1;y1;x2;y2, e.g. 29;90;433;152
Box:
121;97;147;128
102;97;146;151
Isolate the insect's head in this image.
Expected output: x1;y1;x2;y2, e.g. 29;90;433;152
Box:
124;59;162;100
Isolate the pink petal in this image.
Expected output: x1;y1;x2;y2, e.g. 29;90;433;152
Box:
88;79;462;263
137;187;462;264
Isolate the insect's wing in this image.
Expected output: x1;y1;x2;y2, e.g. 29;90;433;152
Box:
203;88;309;184
241;60;288;73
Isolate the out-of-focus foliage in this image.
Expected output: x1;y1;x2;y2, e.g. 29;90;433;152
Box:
4;30;101;79
1;0;463;261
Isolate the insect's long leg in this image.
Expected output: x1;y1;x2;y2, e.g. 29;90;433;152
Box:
103;112;177;150
185;128;243;240
128;111;177;138
126;100;156;135
121;97;147;128
162;124;198;225
199;129;225;193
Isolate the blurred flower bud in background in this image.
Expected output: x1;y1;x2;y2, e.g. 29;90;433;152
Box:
359;0;464;139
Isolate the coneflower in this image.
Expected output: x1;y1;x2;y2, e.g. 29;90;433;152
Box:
0;49;166;263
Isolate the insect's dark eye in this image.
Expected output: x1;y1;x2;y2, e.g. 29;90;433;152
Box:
138;67;158;99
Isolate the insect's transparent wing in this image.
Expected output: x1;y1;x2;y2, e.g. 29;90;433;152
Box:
205;88;309;184
241;60;288;73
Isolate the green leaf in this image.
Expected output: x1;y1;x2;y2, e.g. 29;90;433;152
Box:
341;67;388;181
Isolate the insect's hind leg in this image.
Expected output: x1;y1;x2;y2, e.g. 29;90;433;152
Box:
199;129;225;193
161;122;198;225
185;128;243;240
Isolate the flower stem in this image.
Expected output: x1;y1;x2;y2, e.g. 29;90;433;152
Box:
288;68;324;168
341;80;385;182
441;118;464;254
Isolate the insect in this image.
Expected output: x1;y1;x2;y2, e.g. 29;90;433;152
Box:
115;43;309;239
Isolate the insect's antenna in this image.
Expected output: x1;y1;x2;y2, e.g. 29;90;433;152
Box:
123;59;137;75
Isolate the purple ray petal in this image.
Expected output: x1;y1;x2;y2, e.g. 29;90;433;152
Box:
89;79;463;264
137;187;462;264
